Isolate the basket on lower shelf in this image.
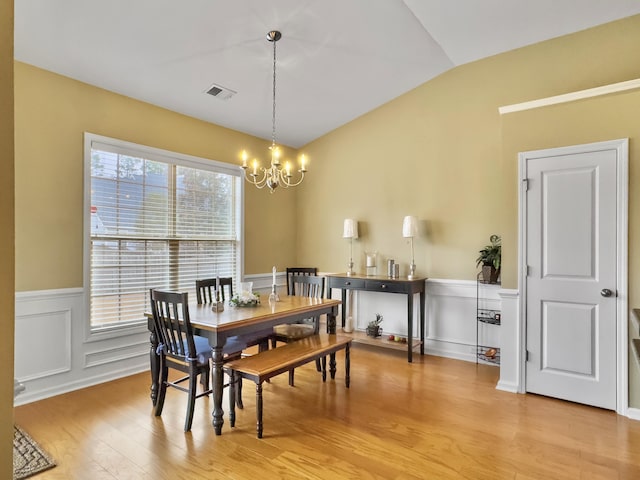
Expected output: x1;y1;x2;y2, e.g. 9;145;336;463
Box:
477;346;500;365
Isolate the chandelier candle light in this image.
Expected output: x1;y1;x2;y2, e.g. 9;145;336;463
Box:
402;215;418;279
240;30;308;193
343;219;359;276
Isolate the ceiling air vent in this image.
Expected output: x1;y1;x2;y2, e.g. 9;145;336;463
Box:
205;83;236;101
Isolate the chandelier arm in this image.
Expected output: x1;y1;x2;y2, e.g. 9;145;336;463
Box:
279;170;306;188
242;168;269;188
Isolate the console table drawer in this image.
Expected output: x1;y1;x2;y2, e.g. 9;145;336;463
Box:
329;277;365;289
364;280;406;294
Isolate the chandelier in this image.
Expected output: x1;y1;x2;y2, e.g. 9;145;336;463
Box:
240;30;308;193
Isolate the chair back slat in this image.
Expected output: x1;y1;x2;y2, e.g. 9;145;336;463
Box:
286;267;318;295
196;277;234;303
291;275;325;299
150;289;196;360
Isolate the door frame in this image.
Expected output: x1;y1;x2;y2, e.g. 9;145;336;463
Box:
518;138;628;414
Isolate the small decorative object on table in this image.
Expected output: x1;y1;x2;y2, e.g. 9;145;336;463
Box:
365;251;378;276
366;313;383;337
269;266;280;305
230;292;260;307
212;276;225;312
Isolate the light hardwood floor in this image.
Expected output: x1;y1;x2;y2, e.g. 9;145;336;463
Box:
14;345;640;479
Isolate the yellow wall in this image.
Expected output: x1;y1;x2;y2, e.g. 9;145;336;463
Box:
0;0;14;476
14;62;298;291
299;15;640;283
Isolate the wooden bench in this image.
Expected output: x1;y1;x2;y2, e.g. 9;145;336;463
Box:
225;334;352;438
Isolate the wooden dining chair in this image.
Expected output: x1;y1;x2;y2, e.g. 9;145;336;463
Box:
286;267;318;295
195;277;233;304
273;275;326;385
150;288;247;432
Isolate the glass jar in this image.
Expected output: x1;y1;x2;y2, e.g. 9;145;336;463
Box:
365;251;378;276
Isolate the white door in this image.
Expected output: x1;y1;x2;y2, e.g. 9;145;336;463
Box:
523;140;626;410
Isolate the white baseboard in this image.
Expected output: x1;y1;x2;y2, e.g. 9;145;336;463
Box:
14;363;148;406
626;407;640;421
496;380;520;393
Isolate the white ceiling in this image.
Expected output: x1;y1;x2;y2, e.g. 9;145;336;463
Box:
14;1;640;148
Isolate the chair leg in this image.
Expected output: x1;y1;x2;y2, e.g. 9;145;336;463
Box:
329;353;337;379
345;344;350;388
315;358;322;372
228;370;236;428
256;382;263;439
236;376;244;409
200;365;210;391
184;368;198;432
155;362;168;417
289;368;295;386
321;356;327;382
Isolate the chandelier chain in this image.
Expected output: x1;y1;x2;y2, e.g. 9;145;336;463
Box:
271;36;277;147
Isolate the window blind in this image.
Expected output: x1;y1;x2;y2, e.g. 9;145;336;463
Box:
87;137;241;330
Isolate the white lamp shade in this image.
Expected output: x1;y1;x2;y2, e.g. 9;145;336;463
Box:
402;216;418;238
343;218;359;239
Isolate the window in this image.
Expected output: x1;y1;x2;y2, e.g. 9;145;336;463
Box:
85;134;243;332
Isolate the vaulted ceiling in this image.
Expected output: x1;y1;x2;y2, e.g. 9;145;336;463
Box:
14;1;640;147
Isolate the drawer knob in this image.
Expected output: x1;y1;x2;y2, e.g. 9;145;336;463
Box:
345;281;351;286
381;284;387;289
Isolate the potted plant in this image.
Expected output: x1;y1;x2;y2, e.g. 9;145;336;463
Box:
476;234;501;284
366;313;383;337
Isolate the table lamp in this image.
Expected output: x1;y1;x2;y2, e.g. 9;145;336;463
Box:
343;218;359;276
402;215;418;279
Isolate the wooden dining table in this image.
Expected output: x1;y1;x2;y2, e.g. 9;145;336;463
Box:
146;294;341;435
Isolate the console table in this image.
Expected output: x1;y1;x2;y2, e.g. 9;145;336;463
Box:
326;273;427;362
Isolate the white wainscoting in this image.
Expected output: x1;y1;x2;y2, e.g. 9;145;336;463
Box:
425;279;501;363
14;288;151;405
14;274;507;405
13;273;287;406
328;277;503;366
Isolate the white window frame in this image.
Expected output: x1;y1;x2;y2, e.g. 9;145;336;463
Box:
83;133;244;341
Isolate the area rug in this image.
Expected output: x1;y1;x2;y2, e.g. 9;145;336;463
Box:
13;425;56;479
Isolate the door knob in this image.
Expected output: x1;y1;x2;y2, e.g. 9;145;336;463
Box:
601;288;613;297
